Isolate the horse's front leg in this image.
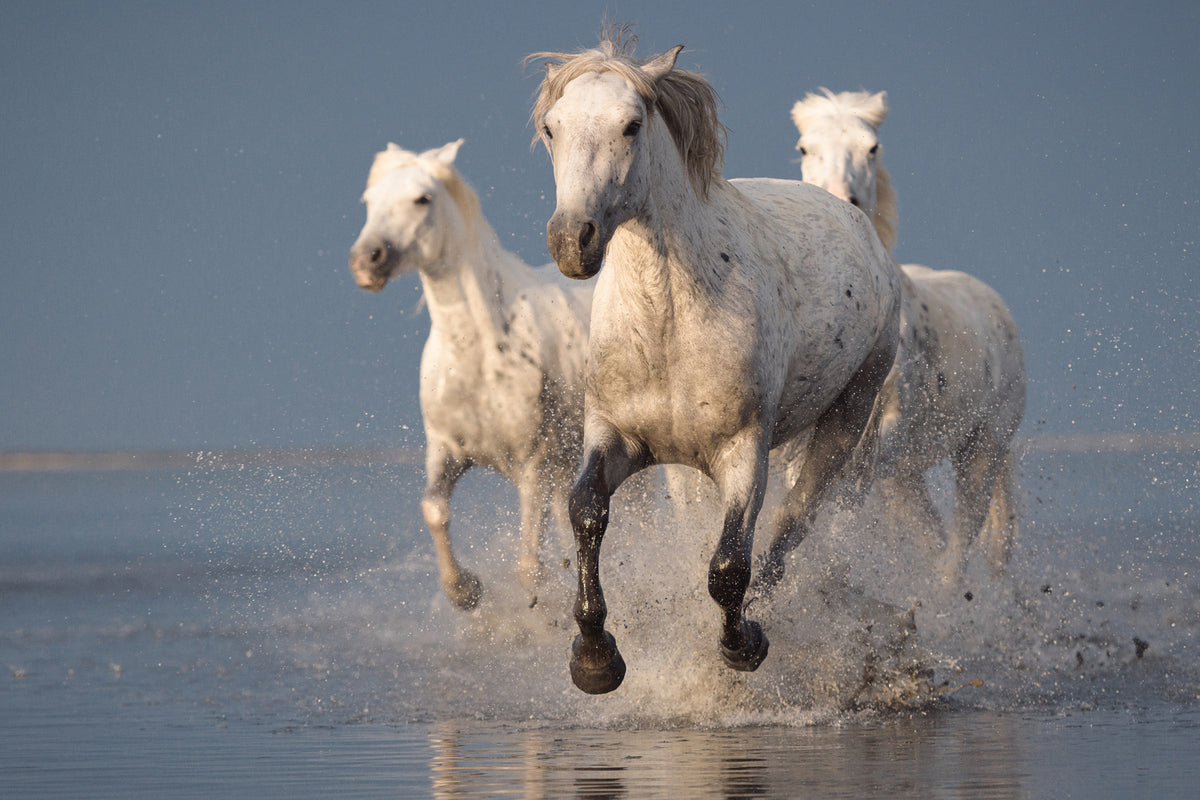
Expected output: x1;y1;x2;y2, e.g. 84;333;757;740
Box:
568;438;639;694
709;431;771;672
420;450;481;610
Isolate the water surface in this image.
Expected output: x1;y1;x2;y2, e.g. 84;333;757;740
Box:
2;448;1198;797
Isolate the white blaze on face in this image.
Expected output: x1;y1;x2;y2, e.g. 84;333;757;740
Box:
543;72;649;278
797;119;880;216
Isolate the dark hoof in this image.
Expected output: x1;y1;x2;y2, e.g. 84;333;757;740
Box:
446;571;483;610
570;631;626;694
721;620;769;672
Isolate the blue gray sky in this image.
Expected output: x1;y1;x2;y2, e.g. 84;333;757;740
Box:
2;1;1197;452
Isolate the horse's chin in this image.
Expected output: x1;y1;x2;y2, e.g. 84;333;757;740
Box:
547;242;600;279
556;256;603;281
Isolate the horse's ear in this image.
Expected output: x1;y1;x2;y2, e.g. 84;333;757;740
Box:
791;99;813;134
643;44;683;81
871;91;890;124
428;138;464;165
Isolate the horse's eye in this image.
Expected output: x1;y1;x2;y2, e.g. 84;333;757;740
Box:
869;144;879;155
798;146;807;156
623;119;642;137
415;194;431;206
543;125;553;141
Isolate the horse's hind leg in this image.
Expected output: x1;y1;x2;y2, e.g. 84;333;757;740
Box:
568;440;640;694
421;452;482;610
943;433;1004;585
757;350;893;595
709;430;771;672
979;450;1018;578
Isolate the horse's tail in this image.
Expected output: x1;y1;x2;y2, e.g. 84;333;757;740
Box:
982;450;1018;575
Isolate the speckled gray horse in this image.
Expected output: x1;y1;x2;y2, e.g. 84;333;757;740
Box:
349;140;592;610
791;89;1027;584
529;31;901;693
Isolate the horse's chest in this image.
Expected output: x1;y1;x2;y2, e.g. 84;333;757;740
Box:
590;330;760;459
420;338;550;444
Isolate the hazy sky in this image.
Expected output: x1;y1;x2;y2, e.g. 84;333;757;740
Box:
2;1;1197;452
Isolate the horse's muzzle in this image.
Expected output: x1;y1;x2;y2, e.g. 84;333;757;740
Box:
547;213;603;280
348;239;395;292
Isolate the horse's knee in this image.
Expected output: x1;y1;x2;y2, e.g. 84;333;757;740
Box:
421;493;450;530
568;479;609;545
708;550;751;610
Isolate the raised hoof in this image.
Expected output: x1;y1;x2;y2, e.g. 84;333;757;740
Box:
445;571;484;611
720;620;769;672
570;631;626;694
748;557;784;601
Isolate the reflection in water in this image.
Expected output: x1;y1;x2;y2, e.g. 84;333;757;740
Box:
427;714;1024;799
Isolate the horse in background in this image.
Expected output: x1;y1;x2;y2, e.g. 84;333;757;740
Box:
791;89;1027;583
530;30;901;693
349;139;592;609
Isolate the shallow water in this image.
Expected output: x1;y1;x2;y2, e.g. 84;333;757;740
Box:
2;447;1199;797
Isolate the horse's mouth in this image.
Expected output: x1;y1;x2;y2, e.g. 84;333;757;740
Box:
355;272;389;292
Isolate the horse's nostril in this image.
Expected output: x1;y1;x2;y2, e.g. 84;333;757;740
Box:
369;246;386;265
579;221;596;251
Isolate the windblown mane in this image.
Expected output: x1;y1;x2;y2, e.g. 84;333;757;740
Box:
527;26;726;198
873;161;897;253
791;88;898;251
791;88;888;131
367;142;485;245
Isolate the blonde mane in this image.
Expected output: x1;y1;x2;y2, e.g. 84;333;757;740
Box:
791;88;898;252
367;143;485;245
527;25;726;198
874;162;897;253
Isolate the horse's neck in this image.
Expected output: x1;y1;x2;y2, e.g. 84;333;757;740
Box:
420;215;520;352
606;135;723;318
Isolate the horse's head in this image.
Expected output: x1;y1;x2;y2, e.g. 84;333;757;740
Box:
791;89;889;218
349;139;465;292
530;29;723;280
540;69;660;279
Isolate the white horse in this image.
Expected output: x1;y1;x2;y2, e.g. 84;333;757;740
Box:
529;30;902;693
349;139;592;610
791;89;1027;583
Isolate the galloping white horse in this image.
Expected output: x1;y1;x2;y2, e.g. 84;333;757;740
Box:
349;140;592;609
791;89;1027;582
529;31;902;693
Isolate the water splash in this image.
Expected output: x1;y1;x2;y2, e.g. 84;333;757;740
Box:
173;450;1200;728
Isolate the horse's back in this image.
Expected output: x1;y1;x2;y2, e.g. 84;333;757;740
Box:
900;264;1026;440
729;178;894;298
